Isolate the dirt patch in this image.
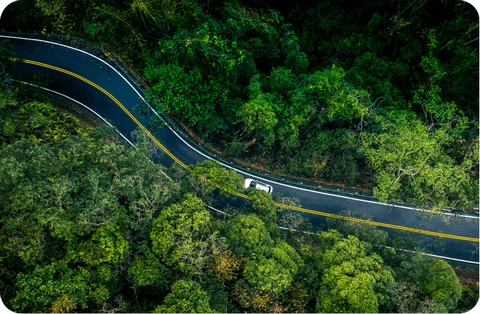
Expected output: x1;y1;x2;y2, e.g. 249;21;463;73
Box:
453;266;480;286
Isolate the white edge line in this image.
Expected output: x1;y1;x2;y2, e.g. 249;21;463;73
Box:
279;227;479;265
12;80;130;140
381;245;480;265
15;82;480;255
14;80;173;182
3;34;477;219
13;80;135;145
205;204;232;217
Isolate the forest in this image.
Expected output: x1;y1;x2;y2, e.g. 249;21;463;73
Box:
0;0;479;312
1;0;478;211
0;81;477;312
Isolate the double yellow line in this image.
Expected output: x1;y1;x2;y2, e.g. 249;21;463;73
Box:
18;58;478;243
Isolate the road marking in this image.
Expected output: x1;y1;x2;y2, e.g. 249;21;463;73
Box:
14;80;173;182
13;57;479;243
380;245;480;265
2;34;477;219
205;206;479;263
278;227;479;264
12;80;132;144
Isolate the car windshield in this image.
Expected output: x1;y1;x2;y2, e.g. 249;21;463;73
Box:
249;181;256;188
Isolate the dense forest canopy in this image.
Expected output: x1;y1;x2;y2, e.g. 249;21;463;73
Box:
0;84;477;312
1;0;477;211
0;0;478;312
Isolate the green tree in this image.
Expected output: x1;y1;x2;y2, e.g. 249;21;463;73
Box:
150;194;212;273
153;279;212;313
12;261;109;312
287;129;361;184
70;225;129;266
129;250;166;287
280;24;309;73
302;65;369;123
236;92;278;151
346;52;409;107
188;159;244;201
400;254;462;310
225;214;273;255
246;189;278;233
243;241;303;294
361;111;476;209
316;235;395;313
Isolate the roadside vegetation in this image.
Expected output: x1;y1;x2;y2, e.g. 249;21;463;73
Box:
2;0;478;211
0;0;478;312
0;83;477;312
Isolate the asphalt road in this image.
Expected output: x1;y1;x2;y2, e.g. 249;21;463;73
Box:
1;34;478;264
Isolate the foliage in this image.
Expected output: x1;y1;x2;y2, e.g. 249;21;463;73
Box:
392;281;447;313
153;279;213;313
0;94;91;148
129;250;166;287
12;261;109;312
225;214;273;256
2;0;477;210
150;194;211;269
187;159;244;201
316;235;395;313
0;0;477;312
361;111;477;209
399;254;462;310
243;241;303;294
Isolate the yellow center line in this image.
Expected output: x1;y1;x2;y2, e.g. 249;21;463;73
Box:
18;58;479;243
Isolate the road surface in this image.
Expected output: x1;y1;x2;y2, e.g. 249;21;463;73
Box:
1;33;478;264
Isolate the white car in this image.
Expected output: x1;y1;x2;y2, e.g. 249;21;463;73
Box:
244;178;273;194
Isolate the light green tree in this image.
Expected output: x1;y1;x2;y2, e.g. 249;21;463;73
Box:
150;194;212;273
400;254;462;310
12;261;109;312
304;65;369;122
129;249;166;287
225;214;273;255
153;279;212;313
237;93;278;150
243;241;303;294
316;235;395;313
69;225;129;266
246;189;278;234
188;159;244;200
361;111;476;209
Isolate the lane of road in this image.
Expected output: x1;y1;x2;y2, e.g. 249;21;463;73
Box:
2;34;478;263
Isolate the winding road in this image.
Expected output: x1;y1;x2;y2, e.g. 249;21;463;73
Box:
1;33;478;264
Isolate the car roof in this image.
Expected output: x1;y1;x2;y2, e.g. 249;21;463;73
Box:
255;181;271;192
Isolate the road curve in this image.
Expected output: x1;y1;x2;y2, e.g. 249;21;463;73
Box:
1;33;478;263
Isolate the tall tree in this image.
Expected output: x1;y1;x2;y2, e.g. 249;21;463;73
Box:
225;214;273;256
316;235;395;313
187;159;245;201
243;241;303;294
153;279;213;313
399;254;462;311
150;194;214;275
361;111;476;209
11;261;109;312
